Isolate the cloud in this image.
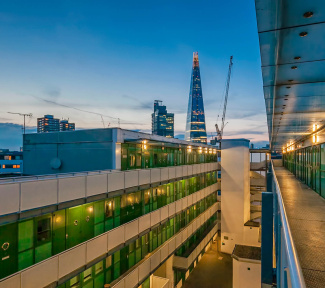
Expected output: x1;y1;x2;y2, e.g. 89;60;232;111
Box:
43;86;61;100
0;123;36;150
228;110;264;120
121;94;152;110
225;130;266;136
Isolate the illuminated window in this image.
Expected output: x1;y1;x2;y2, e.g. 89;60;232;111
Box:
2;165;5;169
17;165;20;168
13;165;17;168
105;200;114;218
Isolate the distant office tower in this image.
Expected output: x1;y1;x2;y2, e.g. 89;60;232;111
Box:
37;115;60;133
60;119;75;131
185;52;207;144
152;100;174;138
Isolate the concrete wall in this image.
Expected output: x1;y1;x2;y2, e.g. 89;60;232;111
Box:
233;259;261;288
221;139;251;254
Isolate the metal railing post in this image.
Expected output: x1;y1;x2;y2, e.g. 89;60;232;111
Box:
271;162;306;288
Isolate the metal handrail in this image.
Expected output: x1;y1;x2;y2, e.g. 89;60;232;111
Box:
271;163;306;288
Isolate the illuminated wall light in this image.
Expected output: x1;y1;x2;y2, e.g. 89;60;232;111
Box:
313;135;316;143
88;206;93;213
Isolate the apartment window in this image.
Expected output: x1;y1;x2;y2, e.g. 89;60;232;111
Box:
105;200;114;218
37;218;51;243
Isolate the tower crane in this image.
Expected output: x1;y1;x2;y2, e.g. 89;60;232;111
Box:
215;56;233;141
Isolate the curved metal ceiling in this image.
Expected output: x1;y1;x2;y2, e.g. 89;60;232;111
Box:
255;0;325;151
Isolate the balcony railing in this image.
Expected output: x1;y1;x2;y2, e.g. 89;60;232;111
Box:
271;163;306;288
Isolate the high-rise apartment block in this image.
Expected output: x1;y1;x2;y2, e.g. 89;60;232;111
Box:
152;100;174;138
37;114;60;133
37;115;75;133
185;52;207;144
60;119;75;131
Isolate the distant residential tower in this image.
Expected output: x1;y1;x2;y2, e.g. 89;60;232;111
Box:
37;115;75;133
152;100;174;138
60;119;76;131
185;52;207;143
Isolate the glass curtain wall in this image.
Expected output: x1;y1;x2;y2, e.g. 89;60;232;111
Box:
283;143;325;198
0;172;217;280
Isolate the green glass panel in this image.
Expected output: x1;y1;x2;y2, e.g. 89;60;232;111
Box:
94;273;104;288
95;222;104;236
35;241;52;263
52;209;66;255
82;204;94;242
18;219;34;252
142;277;150;288
0;222;18;278
94;201;104;224
18;249;34;271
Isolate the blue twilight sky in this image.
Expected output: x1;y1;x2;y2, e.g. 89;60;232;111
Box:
0;0;267;150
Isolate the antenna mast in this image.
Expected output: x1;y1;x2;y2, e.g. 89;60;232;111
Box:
7;112;33;134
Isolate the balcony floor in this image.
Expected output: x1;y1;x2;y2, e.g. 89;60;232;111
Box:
182;240;232;288
275;167;325;288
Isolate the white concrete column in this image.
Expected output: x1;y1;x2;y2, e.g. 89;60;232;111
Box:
220;139;250;254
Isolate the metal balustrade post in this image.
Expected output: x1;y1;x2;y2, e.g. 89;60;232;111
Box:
261;192;273;286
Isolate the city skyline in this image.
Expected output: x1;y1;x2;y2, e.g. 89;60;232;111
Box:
0;0;267;150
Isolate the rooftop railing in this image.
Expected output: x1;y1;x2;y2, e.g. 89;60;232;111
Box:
271;162;306;288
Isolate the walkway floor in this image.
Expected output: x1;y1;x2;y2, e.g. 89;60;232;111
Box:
275;167;325;288
182;240;232;288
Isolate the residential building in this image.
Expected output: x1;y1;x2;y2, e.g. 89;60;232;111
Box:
152;100;174;138
0;149;23;175
0;128;220;288
2;0;325;286
60;119;75;131
185;52;207;144
37;115;75;133
37;115;60;133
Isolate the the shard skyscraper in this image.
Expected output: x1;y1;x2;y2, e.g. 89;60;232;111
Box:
185;52;207;144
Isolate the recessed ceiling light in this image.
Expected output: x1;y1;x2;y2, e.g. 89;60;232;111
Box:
304;11;314;18
294;56;301;60
299;32;308;37
284;98;288;100
291;66;298;70
286;86;291;89
288;79;294;82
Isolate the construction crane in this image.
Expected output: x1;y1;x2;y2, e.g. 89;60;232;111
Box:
215;56;233;141
7;112;33;134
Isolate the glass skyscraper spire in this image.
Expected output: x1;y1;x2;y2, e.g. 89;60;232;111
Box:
185;52;207;144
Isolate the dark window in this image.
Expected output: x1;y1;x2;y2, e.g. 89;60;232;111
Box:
37;218;51;242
